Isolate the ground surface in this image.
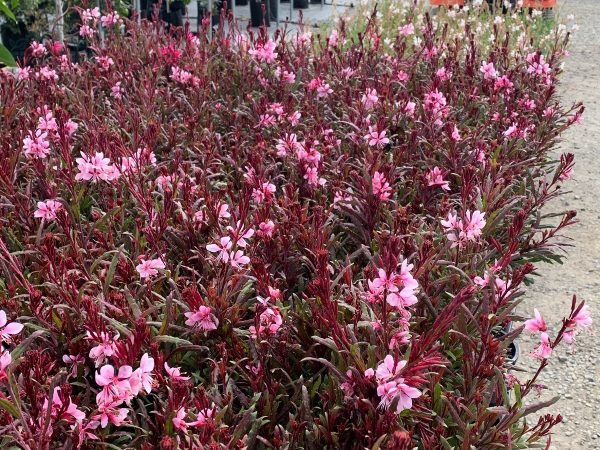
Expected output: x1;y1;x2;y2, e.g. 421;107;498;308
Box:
519;1;600;448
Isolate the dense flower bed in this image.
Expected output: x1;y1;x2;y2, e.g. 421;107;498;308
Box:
0;5;590;449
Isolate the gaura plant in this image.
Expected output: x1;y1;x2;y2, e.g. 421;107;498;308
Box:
0;4;590;449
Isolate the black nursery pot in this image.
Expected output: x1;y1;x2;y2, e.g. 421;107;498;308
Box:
250;0;270;26
235;0;248;5
293;0;309;8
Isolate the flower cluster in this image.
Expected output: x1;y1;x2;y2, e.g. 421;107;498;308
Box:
525;304;592;359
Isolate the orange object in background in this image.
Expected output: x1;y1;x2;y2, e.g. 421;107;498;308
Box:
523;0;556;6
430;0;464;5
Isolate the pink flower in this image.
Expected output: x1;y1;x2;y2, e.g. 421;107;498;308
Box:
398;23;414;36
43;387;86;423
365;127;390;149
424;89;448;124
121;148;157;174
426;167;450;191
390;331;410;348
206;236;232;262
188;407;215;427
30;41;47;57
303;166;326;187
327;30;339;47
185;305;218;331
258;220;275;238
252;183;277;203
249;39;278;63
164;362;190;381
376;380;399;408
250;308;283;338
386;266;419;308
436;67;451;81
63;354;85;377
130;353;154;395
0;350;10;379
218;203;231;219
527;54;550;76
442;210;486;248
288;111;301;125
563;329;576;345
480;61;497;80
87;331;119;366
524;308;547;333
464;210;486;240
97;56;114;71
101;12;120;27
268;286;282;301
95;364;133;406
364;368;375;379
317;82;333;98
572;304;592;328
372;171;392;201
532;332;552;360
79;25;96;38
36;66;58;82
23;129;50;158
75;152;120;182
37;109;58;132
376;378;421;413
494;75;514;92
172;407;188;430
361;88;379;109
93;402;129;428
0;310;24;343
276;133;301;156
171;66;194;85
65;119;78;136
375;355;406;382
504;124;519;138
136;257;166;279
81;7;101;22
34;199;62;220
111;82;123;99
451;125;461;141
394;380;422;412
559;167;573;181
17;66;32;80
404;101;416;117
227;223;255;248
229;250;250;268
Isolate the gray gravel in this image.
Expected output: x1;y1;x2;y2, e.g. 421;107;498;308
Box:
519;1;600;448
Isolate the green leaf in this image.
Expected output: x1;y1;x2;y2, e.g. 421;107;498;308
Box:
155;335;194;346
513;382;522;408
440;437;453;450
0;0;16;21
10;330;48;360
433;382;442;413
0;398;20;419
103;246;122;296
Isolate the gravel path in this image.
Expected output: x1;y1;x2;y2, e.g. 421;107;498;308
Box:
520;1;600;448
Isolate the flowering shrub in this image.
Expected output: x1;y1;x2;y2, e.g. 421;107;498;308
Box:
0;5;589;449
336;0;577;56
